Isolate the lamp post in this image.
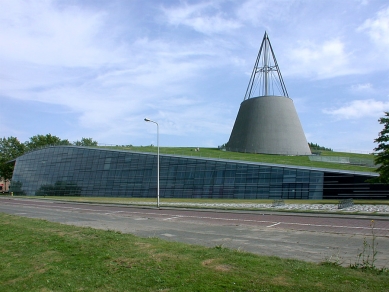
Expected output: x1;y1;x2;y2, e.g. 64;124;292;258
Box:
144;118;160;208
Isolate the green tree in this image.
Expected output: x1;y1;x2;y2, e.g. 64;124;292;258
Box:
0;137;26;182
308;142;333;152
25;134;70;151
73;137;98;147
373;111;389;183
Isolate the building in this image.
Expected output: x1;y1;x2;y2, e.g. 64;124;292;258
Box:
0;177;10;193
227;32;311;155
9;146;389;199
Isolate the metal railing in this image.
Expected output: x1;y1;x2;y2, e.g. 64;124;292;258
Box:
309;156;376;168
338;198;354;209
271;199;285;207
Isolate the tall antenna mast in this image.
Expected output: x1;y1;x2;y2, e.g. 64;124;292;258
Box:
244;32;289;100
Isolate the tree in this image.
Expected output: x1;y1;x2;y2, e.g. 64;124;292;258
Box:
0;137;26;182
73;137;98;147
25;134;70;151
308;142;333;152
373;111;389;183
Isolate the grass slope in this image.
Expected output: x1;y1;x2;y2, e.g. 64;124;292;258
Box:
1;213;388;291
100;146;376;173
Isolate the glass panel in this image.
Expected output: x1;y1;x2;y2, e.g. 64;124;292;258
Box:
9;146;351;200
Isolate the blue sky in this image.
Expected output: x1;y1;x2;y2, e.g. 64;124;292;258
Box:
1;0;389;153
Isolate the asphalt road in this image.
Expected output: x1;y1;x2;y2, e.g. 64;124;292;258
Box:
1;197;389;268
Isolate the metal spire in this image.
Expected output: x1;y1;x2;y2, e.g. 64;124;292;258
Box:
244;32;289;100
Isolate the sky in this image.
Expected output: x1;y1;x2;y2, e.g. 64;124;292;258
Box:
1;0;389;153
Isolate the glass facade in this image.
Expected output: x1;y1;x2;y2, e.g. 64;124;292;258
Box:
10;146;326;199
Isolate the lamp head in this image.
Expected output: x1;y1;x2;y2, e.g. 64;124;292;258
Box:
144;118;151;122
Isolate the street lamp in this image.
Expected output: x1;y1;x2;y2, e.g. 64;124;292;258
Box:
144;118;160;208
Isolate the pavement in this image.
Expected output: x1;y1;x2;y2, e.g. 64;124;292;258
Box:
1;197;388;268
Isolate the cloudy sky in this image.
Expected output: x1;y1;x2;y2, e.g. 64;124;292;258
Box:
1;0;389;153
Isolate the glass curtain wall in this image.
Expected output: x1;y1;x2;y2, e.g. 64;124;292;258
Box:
11;146;324;198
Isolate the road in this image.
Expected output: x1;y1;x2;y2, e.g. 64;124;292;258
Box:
1;197;389;267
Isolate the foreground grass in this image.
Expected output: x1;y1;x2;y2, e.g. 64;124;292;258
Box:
1;213;388;291
100;146;376;172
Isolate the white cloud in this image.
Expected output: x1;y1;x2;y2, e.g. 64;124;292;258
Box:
162;2;241;34
0;1;230;133
323;99;389;119
236;0;294;26
0;1;245;148
351;83;373;92
287;39;355;79
358;6;389;49
0;0;119;68
235;0;268;26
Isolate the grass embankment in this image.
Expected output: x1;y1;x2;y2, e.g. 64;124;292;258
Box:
100;146;376;172
0;213;388;292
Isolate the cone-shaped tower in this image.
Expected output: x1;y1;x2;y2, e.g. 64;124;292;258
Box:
227;32;311;155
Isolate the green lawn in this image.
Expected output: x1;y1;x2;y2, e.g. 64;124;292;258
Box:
99;146;377;173
0;213;388;291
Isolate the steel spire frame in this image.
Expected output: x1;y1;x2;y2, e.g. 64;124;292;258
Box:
244;32;289;100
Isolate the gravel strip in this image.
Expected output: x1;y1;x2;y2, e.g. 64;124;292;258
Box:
128;202;389;214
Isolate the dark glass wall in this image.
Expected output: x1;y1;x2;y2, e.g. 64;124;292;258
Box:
10;146;324;199
323;172;389;199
